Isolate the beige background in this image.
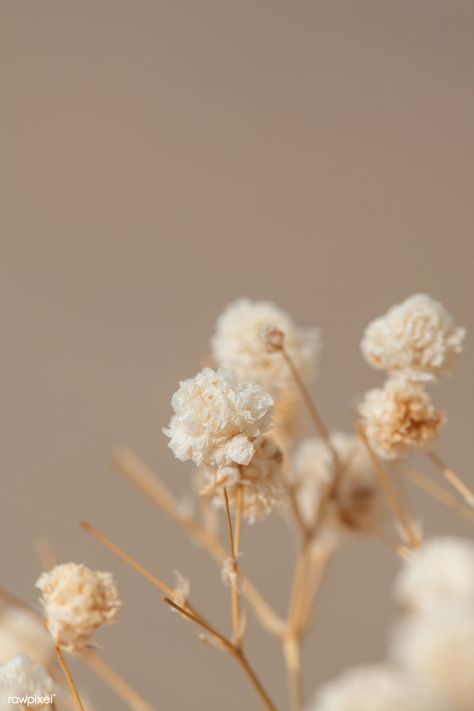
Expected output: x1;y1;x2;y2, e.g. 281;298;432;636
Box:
1;2;474;709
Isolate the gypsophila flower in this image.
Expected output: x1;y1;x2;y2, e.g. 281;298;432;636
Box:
308;664;432;711
0;606;53;666
358;379;445;460
394;537;474;616
210;298;321;394
200;434;285;523
36;563;121;653
391;615;474;711
292;433;383;533
0;654;56;710
361;294;465;383
164;368;274;470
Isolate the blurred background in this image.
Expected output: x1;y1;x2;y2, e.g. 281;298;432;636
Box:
1;1;473;709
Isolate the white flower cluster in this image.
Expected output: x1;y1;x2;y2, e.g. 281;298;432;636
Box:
390;537;474;711
0;605;53;667
292;432;384;534
359;294;464;460
0;654;57;710
36;563;121;652
165;367;274;469
211;298;321;395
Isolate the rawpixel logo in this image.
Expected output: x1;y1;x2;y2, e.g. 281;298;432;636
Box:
8;693;56;706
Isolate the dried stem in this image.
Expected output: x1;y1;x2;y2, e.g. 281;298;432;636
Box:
223;487;242;646
357;424;421;548
282;635;303;711
403;466;474;525
35;537;56;571
163;597;278;711
82;651;156;711
55;646;85;711
112;448;285;635
426;450;474;507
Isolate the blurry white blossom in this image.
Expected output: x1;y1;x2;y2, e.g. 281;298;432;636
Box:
358;379;445;460
308;664;432;711
292;433;383;533
395;537;474;616
0;606;53;666
211;298;321;394
0;654;56;710
361;294;465;383
200;434;285;523
164;368;274;470
36;563;121;653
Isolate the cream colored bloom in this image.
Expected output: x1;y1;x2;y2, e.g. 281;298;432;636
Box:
36;563;121;652
0;606;53;666
292;433;383;532
361;294;465;382
358;379;445;460
309;664;432;711
164;368;274;469
210;298;321;394
395;537;474;616
200;434;285;523
0;654;56;710
392;615;474;711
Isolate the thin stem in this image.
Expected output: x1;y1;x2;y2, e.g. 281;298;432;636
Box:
112;448;285;635
223;488;242;645
426;450;474;507
403;466;474;525
55;646;85;711
357;424;421;548
163;598;278;711
82;651;156;711
282;635;303;711
34;538;56;571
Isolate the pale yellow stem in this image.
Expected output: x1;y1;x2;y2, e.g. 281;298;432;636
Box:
112;448;285;635
357;424;421;548
282;635;303;711
426;451;474;507
82;651;156;711
55;646;85;711
403;466;474;525
223;488;242;645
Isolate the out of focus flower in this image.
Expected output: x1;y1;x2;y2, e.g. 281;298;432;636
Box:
292;433;383;533
273;388;309;451
200;434;285;523
358;379;445;460
0;606;53;666
391;615;474;711
361;294;465;383
308;664;432;711
36;563;121;653
164;368;274;470
0;653;57;710
395;537;474;616
211;298;321;394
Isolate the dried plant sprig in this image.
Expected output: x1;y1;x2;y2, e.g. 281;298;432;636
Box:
402;466;474;525
222;486;243;646
111;448;286;635
55;644;86;711
425;450;474;507
162;597;278;711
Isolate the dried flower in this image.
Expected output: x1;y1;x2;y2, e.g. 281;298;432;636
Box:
36;563;121;653
358;379;445;460
292;433;383;532
273;387;309;451
164;367;274;470
200;434;285;523
361;294;465;383
0;654;57;710
308;664;431;711
210;298;321;394
0;606;53;666
391;615;474;711
395;537;474;616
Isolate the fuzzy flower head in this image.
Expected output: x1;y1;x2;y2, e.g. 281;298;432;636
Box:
391;615;474;711
0;654;57;710
36;563;121;653
308;664;432;711
210;298;321;394
358;379;445;460
292;433;383;533
200;434;285;523
361;294;465;383
0;606;53;667
395;537;474;616
164;368;274;470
